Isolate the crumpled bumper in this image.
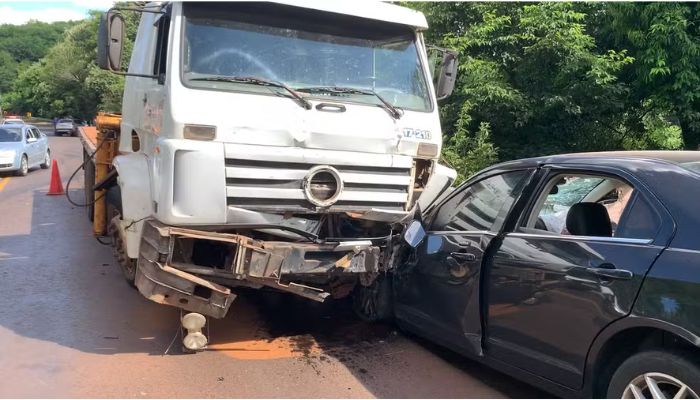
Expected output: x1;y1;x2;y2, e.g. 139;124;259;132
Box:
134;219;385;318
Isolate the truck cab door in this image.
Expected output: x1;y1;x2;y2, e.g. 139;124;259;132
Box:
394;168;534;356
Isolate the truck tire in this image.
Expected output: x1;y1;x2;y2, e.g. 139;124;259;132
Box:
83;150;95;222
607;350;700;399
352;274;393;322
107;203;137;287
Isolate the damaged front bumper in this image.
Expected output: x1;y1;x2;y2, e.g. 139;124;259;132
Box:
134;220;386;318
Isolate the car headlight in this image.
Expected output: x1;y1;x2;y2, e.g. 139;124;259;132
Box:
0;150;16;158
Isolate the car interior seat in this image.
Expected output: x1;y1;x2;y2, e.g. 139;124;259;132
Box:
566;202;612;237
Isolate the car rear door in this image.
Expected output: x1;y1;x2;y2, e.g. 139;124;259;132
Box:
393;168;535;355
484;165;674;389
24;128;39;166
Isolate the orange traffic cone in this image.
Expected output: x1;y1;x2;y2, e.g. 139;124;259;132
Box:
47;159;64;195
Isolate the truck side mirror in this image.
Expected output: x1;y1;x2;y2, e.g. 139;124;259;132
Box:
97;11;125;71
403;220;426;248
435;50;458;100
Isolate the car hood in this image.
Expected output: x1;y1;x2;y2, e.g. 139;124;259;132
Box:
0;142;24;152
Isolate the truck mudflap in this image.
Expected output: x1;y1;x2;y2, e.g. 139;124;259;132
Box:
134;219;385;318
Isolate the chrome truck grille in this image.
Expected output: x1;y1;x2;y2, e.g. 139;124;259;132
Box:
224;144;414;212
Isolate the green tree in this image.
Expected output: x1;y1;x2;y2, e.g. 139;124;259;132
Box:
1;5;139;118
603;3;700;149
413;2;637;180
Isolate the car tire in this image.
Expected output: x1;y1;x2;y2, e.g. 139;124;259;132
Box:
40;150;50;169
607;350;700;399
352;274;393;322
16;155;28;176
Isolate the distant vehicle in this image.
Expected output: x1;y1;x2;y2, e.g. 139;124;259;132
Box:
395;151;700;398
55;118;78;136
0;125;51;176
2;118;25;125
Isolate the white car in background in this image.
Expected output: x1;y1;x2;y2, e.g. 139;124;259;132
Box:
0;124;51;176
55;118;78;136
2;118;25;125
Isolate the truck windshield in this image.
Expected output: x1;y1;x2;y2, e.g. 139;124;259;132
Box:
181;2;432;112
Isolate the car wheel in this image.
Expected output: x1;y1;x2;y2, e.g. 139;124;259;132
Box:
40;150;51;169
16;155;28;176
352;274;393;322
607;350;700;399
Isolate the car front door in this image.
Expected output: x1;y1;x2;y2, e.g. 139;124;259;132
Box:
484;166;674;389
394;168;534;355
35;128;48;163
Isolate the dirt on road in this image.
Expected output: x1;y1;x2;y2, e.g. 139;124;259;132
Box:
0;130;547;398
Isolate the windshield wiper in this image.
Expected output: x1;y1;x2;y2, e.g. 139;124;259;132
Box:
296;86;403;119
189;75;312;110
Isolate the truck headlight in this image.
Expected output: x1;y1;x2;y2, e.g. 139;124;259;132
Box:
183;124;216;141
0;150;16;158
417;142;438;158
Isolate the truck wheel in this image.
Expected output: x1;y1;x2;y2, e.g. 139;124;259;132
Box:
107;204;137;287
352;275;393;322
607;350;700;399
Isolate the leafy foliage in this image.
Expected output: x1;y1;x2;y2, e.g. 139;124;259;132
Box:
413;2;696;181
0;21;74;95
0;5;139;119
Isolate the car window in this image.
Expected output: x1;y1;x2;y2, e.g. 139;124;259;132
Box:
26;129;36;140
59;119;73;123
615;194;662;240
520;172;658;240
432;170;530;232
0;127;21;142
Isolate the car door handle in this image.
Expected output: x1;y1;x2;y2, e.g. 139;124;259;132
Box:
450;252;476;262
585;266;633;280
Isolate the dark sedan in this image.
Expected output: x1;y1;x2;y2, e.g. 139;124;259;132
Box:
392;151;700;398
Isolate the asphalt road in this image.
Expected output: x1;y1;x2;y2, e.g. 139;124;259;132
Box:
0;124;548;398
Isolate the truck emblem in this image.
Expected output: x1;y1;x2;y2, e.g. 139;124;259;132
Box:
302;165;343;208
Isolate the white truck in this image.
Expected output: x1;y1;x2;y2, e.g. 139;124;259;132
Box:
87;1;458;350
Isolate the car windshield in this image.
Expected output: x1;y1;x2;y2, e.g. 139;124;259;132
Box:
181;3;431;112
0;127;22;142
541;176;604;215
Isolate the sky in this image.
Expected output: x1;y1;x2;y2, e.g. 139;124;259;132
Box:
0;0;114;25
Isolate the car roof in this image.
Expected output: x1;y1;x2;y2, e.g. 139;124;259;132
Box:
489;150;700;171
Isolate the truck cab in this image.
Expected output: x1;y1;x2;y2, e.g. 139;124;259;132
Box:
95;1;458;338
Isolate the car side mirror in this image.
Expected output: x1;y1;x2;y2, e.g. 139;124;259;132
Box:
403;220;427;248
435;50;458;100
97;11;125;71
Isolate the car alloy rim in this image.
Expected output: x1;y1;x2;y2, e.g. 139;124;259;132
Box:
45;152;50;164
21;158;27;173
623;372;698;399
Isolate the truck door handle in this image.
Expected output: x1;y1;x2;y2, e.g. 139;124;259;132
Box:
450;252;476;262
585;265;633;280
